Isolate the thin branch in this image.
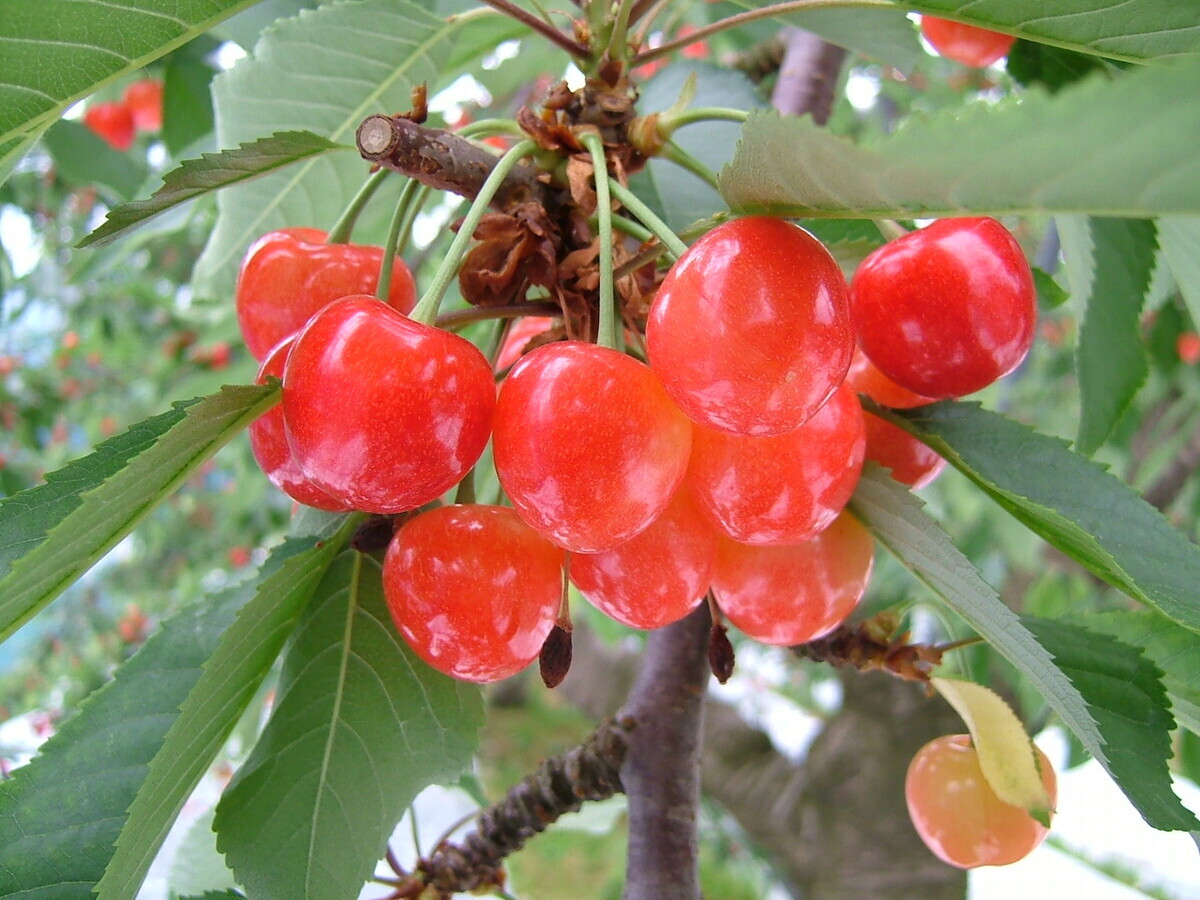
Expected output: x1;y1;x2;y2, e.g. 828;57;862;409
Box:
435;301;561;331
475;0;590;57
632;0;892;66
770;27;847;124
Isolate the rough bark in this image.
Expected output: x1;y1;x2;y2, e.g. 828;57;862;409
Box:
614;604;712;900
561;627;968;899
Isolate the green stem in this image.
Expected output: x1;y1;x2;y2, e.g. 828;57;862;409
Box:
376;178;421;300
582;132;618;350
660;140;720;191
874;218;909;241
591;214;656;244
457;118;526;139
607;178;688;259
326;167;390;244
630;0;673;48
659;106;750;133
409;139;539;326
632;0;894;65
605;0;637;60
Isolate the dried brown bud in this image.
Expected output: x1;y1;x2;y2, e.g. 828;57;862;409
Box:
708;622;735;684
539;624;573;688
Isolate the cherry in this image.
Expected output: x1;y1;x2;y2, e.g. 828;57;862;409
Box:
863;411;946;489
711;512;874;646
1177;331;1200;365
647;216;854;436
236;228;417;360
383;505;564;683
83;102;136;152
248;337;352;512
493;342;692;552
494;315;555;372
283;295;495;514
845;345;933;410
123;79;164;132
687;383;865;545
906;734;1056;868
920;17;1016;68
850;218;1036;399
569;483;716;630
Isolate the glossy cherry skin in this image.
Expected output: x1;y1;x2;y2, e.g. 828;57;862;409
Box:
383;505;564;683
569;483;716;629
712;512;874;646
920;17;1016;68
863;411;946;489
248;337;351;512
493;342;693;552
687;383;865;545
236;227;417;360
845;345;933;409
850;218;1036;399
906;734;1056;868
84;102;136;152
123;79;163;131
283;296;495;514
647;217;854;436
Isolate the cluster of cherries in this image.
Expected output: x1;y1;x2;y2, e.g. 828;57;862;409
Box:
83;78;163;152
239;209;1044;869
240;215;1035;682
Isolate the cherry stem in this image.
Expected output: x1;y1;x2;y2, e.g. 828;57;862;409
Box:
327;167;390;244
375;178;421;300
659;140;720;192
629;0;672;46
604;0;637;60
409;139;539;327
606;177;688;259
631;0;893;65
874;218;909;241
936;636;985;654
581;131;619;351
656;106;750;137
435;302;560;331
457;118;526;139
474;0;590;58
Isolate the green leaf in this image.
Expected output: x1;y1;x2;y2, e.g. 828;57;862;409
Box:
175;893;245;900
720;2;923;72
1019;616;1195;831
1032;266;1070;309
849;465;1198;831
0;384;277;643
94;517;354;900
79;131;345;247
162;44;220;156
720;60;1200;219
0;534;325;900
192;0;466;300
0;131;40;187
887;401;1200;635
215;552;484;900
1006;38;1115;93
42;119;150;200
0;0;263;149
1078;610;1200;736
169;809;239;897
910;1;1200;63
1058;217;1157;454
1157;216;1200;329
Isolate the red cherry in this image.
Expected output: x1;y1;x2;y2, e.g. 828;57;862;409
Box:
123;79;164;132
687;383;865;545
648;217;854;436
1177;331;1200;365
383;505;564;682
850;218;1036;399
236;228;417;360
283;296;495;514
494;316;555;372
845;345;934;409
711;512;874;646
249;338;352;512
920;17;1016;68
863;411;946;489
906;734;1056;868
83;102;136;151
569;483;716;630
493;342;692;552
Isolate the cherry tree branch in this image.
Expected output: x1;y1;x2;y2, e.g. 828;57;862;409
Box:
770;27;847;124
